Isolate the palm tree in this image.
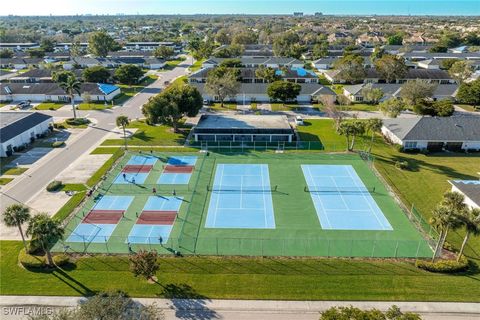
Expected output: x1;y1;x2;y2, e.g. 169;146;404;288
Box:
441;191;467;214
26;213;64;267
2;204;31;251
456;208;480;261
430;205;460;261
116;115;130;150
59;75;81;119
365;118;383;153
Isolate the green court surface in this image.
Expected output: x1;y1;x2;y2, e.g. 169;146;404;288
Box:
54;151;433;258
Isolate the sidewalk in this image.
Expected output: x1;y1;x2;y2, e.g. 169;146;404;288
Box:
0;296;478;320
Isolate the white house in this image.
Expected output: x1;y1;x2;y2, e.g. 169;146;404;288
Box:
448;180;480;209
0;112;53;157
382;116;480;152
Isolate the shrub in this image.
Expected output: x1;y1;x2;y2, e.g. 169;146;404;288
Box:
51;141;65;148
54;123;66;129
53;254;70;266
395;160;409;170
415;256;469;273
27;238;43;254
19;248;46;268
65;118;90;126
46;180;63;192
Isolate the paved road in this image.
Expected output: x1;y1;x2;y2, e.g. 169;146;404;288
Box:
0;56;193;239
0;296;478;320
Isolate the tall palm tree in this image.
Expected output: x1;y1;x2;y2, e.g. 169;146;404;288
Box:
26;213;64;267
59;75;81;119
365;118;383;153
430;205;460;262
116;115;130;150
441;191;467;214
456;208;480;261
2;204;31;251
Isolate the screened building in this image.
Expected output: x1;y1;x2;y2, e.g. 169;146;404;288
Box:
193;115;295;142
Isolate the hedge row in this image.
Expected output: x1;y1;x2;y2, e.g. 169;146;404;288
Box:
416;257;469;273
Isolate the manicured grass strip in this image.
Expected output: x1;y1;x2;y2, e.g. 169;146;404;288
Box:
456;104;478;112
77;102;112;110
86;149;124;187
34;102;65;110
189;59;204;72
52;191;87;222
2;167;28;175
100;120;189;146
60;184;87;192
208;103;237;111
0;177;14;185
1;241;480;301
90;147;122;155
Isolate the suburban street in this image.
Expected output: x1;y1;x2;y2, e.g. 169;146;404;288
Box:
0;56;193;239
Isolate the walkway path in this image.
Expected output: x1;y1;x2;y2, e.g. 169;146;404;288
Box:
0;296;478;320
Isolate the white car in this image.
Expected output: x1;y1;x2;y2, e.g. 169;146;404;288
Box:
295;116;304;126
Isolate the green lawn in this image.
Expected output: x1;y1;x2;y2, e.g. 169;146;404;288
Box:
271;103;302;111
342;103;379;112
297;119;349;151
208;103;237;111
161;58;187;71
77;102;112;110
189;59;204;72
0;177;13;185
113;75;158;106
456;104;478;112
101;120;189;146
2;167;28;175
1;240;479;301
330;84;345;95
34;102;65;110
0;103;10;108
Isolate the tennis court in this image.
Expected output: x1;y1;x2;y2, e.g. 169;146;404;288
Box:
158;156;198;185
205;164;275;229
302;165;392;230
143;196;183;211
127;155;158;166
93;195;134;211
167;156;197;166
113;172;149;184
67;223;117;243
127;225;173;244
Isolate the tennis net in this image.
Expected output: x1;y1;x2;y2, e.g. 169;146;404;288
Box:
207;185;278;192
304;186;375;193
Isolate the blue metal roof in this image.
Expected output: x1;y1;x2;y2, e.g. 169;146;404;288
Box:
97;83;119;95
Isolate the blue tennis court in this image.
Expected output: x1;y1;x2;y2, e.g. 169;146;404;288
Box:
205;164;275;229
167;156;197;166
158;173;192;184
94;195;134;211
113;172;149;184
302;165;392;230
143;196;183;211
127;155;157;166
67;223;116;243
127;225;173;244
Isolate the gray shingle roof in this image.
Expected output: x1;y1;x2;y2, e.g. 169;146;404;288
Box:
0;112;52;143
449;180;480;206
191;83;334;96
383;116;480;141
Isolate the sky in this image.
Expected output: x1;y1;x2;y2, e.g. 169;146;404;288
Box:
2;0;480;16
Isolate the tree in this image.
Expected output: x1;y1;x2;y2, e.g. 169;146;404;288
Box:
30;291;163;320
456;79;480;106
52;70;75;84
0;49;14;58
379;98;405;118
215;28;231;45
464;32;480;46
26;213;64;267
374;54;408;83
40;38;55;52
153;46;175;59
142;84;202;132
70;41;84;57
59;75;81;119
116;115;130;150
88;31;120;57
448;60;473;83
205;67;240;107
312;42;329;59
27;48;45;58
322;97;343;129
218;58;242;68
273;32;303;57
370;45;385;62
129;250;159;281
2;204;31;251
439;32;462;48
267;81;301;105
320;305;421;320
231;31;257;45
333;54;366;84
82;65;110;83
440;58;459;70
400;80;437;106
413;99;454;117
255;66;279;83
114;64;145;86
430;191;465;261
429;45;448;53
361;84;384;104
387;34;403;45
191;40;214;60
365;118;383;152
337;120;366;151
456;208;480;262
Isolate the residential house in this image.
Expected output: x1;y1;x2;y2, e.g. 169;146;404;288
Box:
448;180;480;209
381;116;480;152
202;57;304;69
0;42;39;52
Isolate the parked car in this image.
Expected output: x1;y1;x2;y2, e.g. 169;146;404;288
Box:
164;80;170;85
295;116;304;126
16;100;31;109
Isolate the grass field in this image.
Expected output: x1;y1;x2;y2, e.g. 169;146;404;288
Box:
113;75;158;105
189;59;204;72
208;103;237;111
34;102;65;110
101;120;189;146
0;177;13;185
